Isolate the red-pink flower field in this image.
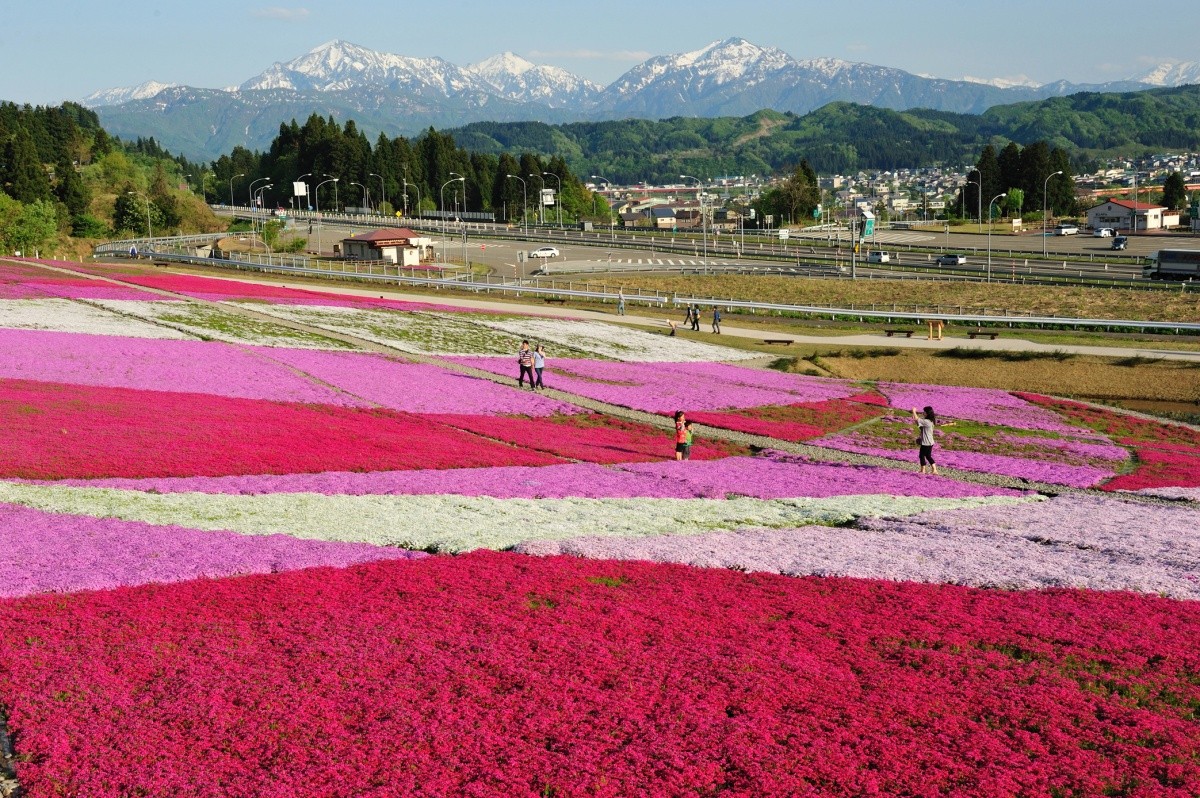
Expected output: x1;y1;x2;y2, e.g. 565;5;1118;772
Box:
1;259;1200;796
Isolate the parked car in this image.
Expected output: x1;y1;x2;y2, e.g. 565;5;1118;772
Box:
866;251;891;263
1111;236;1129;251
1093;227;1114;237
1054;224;1079;236
528;246;560;259
936;254;967;266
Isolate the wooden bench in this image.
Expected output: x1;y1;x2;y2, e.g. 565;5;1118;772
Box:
543;297;567;305
967;329;1000;340
883;329;915;338
762;338;793;345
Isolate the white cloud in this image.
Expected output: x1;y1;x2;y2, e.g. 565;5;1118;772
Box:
251;7;310;22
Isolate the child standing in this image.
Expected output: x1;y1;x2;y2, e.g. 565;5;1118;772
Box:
673;410;688;461
682;420;695;460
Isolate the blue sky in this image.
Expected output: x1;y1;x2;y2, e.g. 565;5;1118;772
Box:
3;0;1197;104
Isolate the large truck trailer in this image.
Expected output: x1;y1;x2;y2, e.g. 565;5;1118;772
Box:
1143;249;1200;280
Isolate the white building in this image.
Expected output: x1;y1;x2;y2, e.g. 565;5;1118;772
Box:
341;228;431;265
1085;199;1176;232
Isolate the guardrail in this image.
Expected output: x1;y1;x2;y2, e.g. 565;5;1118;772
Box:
93;236;1200;335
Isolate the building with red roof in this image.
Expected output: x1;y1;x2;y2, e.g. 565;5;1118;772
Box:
341;228;433;265
1086;198;1180;232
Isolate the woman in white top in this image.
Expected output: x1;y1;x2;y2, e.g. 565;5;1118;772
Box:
912;405;954;475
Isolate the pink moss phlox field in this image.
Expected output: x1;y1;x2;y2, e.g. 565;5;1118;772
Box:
2;553;1199;797
993;433;1129;462
687;398;885;443
0;378;563;479
258;348;580;416
618;455;1023;499
878;382;1088;433
0;329;365;405
452;358;859;412
1102;447;1200;491
0;503;424;598
436;412;748;464
52;462;715;498
814;431;1116;487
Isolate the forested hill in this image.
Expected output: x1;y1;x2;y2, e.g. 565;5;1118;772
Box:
447;84;1200;183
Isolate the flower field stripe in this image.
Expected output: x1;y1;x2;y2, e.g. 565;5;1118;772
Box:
517;493;1200;599
476;316;760;361
2;554;1199;796
0;379;562;479
877;382;1091;433
0;503;425;599
0;481;1034;553
0;329;364;404
687;398;886;443
0;298;196;339
433;412;749;463
257;348;582;416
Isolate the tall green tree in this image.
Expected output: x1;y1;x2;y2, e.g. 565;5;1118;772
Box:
1162;171;1187;210
3;126;51;203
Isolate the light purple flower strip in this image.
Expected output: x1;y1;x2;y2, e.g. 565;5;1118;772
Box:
812;433;1115;487
256;348;580;416
0;329;367;405
514;495;1200;600
877;382;1087;433
0;502;426;599
33;283;169;301
46;457;1020;500
994;433;1130;463
450;357;857;412
1133;487;1200;502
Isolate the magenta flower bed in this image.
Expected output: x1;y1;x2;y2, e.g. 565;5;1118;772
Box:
0;329;365;405
258;348;580;416
31;280;165;301
1;553;1198;797
877;382;1086;433
0;503;424;598
453;357;858;412
0;378;563;479
619;456;1023;499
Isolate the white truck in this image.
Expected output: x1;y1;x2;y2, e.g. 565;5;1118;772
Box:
1143;249;1200;280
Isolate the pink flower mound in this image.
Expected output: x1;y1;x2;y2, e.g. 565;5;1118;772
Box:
618;456;1023;499
878;383;1086;433
0;378;563;479
813;433;1115;488
0;503;424;598
30;280;163;301
2;554;1199;797
53;462;711;498
0;329;365;405
453;358;858;412
258;348;580;416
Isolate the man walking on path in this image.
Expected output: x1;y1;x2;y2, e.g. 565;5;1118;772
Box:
517;340;535;389
711;307;721;334
691;304;701;331
617;291;626;316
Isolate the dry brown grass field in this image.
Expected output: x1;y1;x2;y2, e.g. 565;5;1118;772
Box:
605;275;1200;323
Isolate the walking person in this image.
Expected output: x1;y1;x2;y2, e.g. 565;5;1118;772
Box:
517;340;535;389
711;306;721;334
533;344;546;390
617;290;626;316
691;304;701;331
673;410;688;461
912;405;955;475
683;305;693;331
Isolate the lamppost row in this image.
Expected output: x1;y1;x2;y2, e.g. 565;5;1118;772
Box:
987;192;1006;283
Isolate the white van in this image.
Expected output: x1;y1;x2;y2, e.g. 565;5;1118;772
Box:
1055;224;1079;236
866;251;890;263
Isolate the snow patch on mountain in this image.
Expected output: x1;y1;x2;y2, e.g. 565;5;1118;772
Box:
83;81;177;108
466;52;601;106
1134;61;1200;86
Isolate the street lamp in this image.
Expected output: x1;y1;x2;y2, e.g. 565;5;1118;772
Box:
528;173;544;225
325;175;339;213
126;191;152;239
987;192;1006;283
969;167;983;233
506;174;527;236
401;178;421;219
248;176;271;230
350;181;368;213
369;173;386;214
440;175;465;264
681;174;708;274
314;177;339;255
1043;170;1063;257
228;173;244;207
297;173;313;213
542;171;562;228
591;175;614;242
253;184;273;244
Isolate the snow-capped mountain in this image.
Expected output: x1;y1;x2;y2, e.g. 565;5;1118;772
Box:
87;37;1171;160
83;80;178;108
466;52;601;107
1134;61;1200;86
239;40;490;97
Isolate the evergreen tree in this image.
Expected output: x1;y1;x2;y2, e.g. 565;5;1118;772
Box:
3;126;51;203
1162;171;1187;210
54;154;90;218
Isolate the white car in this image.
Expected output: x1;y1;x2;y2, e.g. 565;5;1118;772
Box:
528;246;560;259
936;254;966;266
1055;225;1079;236
866;251;891;263
1093;227;1114;237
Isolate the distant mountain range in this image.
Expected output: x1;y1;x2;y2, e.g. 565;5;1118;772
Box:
83;38;1200;161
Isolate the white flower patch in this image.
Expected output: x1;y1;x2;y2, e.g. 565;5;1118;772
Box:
0;481;1033;554
0;299;194;340
477;316;759;362
90;300;354;349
